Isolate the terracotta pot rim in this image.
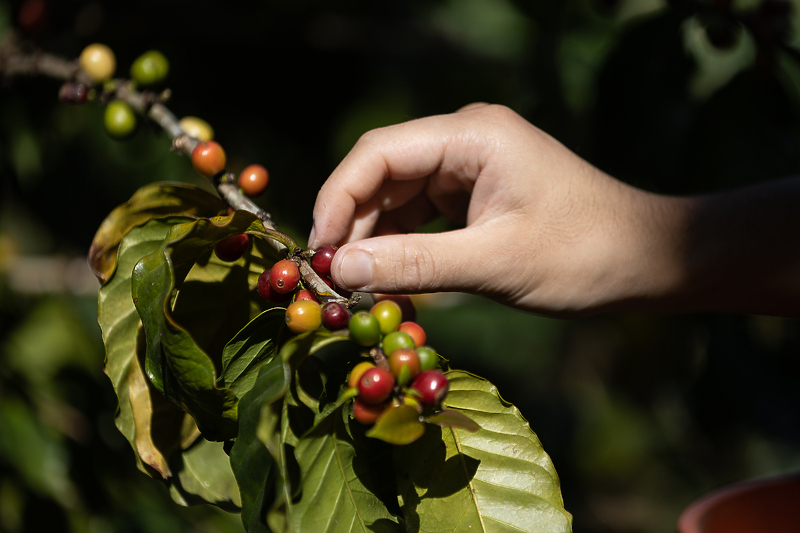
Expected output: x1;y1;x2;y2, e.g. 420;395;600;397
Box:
678;471;800;533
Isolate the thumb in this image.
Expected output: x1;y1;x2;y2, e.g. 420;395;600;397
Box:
329;229;486;295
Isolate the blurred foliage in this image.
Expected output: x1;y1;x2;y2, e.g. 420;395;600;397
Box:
2;0;800;532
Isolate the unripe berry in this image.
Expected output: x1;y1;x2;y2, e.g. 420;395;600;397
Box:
104;100;137;138
376;294;416;322
321;301;350;330
293;289;319;303
269;260;300;294
348;311;381;347
179;116;214;141
257;270;291;303
214;234;249;262
348;361;375;389
352;398;387;425
370;300;403;335
382;331;415;357
410;370;449;408
191;140;226;177
398;321;426;347
388;348;421;386
358;367;394;404
238;164;269;197
79;43;116;83
130;50;169;86
416;346;439;371
285;300;322;334
310;245;337;277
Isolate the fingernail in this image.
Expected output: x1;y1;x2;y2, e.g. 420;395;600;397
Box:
339;249;373;290
308;225;317;248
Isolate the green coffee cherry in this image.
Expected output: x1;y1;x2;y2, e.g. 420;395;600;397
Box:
349;311;381;347
416;346;439;371
382;331;415;356
130;50;169;86
104;100;137;138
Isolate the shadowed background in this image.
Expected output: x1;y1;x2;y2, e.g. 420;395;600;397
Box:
2;0;800;532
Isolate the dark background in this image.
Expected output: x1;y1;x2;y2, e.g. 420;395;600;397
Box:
2;0;800;532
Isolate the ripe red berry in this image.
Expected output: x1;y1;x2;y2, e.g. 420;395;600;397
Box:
269;260;300;294
293;289;319;303
398;321;426;348
388;348;421;386
214;234;249;262
311;245;337;277
238;164;269;197
358;367;394;404
352;398;387;425
191;140;226;177
410;370;449;408
321;301;350;330
257;270;291;303
58;82;88;105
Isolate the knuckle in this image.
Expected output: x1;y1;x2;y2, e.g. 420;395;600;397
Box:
393;243;438;291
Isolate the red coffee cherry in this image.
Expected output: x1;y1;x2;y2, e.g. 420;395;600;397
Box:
311;245;337;277
58;82;88;105
257;270;291;303
269;260;300;294
410;370;449;408
293;289;319;303
388;348;421;386
398;321;426;347
321;301;350;330
352;398;387;425
214;234;249;262
358;367;394;404
238;164;269;197
191;140;226;177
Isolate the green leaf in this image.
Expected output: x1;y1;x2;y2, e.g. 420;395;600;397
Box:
98;217;194;478
168;437;242;511
424;410;480;433
366;406;426;445
221;308;287;397
89;183;226;282
393;371;573;533
131;210;275;441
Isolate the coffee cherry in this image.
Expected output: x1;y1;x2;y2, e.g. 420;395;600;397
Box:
348;361;375;389
130;50;169;86
293;289;319;303
311;245;337;277
398;321;426;347
285;300;322;334
352;398;387;425
269;260;300;294
79;43;116;83
257;270;291;303
382;331;415;357
191;140;226;177
238;164;269;197
416;346;439;371
376;294;416;322
370;300;402;335
179;116;214;141
410;370;449;408
348;311;381;347
214;234;249;262
104;100;137;138
321;301;350;330
358;367;394;404
388;348;421;386
58;82;88;105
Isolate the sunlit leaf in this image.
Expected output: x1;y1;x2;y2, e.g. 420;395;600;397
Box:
424;409;480;433
393;371;573;532
89;183;226;282
366;405;426;445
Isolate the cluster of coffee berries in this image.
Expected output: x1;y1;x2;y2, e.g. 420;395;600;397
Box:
347;300;449;425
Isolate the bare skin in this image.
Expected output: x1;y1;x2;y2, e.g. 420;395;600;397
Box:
309;104;800;317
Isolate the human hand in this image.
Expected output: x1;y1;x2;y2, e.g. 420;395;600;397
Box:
309;104;689;316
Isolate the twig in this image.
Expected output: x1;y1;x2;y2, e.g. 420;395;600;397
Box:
0;34;354;307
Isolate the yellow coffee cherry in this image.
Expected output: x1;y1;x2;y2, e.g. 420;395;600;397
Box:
79;43;116;83
178;116;214;142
